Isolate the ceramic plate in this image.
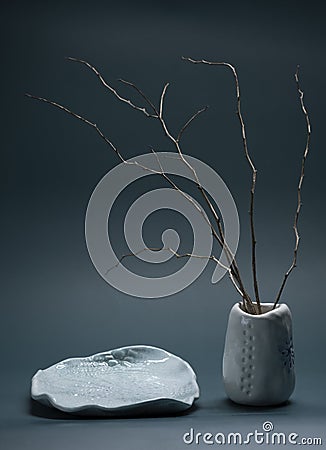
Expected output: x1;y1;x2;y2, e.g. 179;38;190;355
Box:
31;345;199;415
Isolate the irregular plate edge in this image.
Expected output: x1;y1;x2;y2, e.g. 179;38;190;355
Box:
31;391;193;415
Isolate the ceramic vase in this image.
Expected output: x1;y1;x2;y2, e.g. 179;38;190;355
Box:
223;302;295;406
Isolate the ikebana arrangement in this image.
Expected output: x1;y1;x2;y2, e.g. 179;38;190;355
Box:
28;56;311;408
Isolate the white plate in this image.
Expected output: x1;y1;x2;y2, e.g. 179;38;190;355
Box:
31;345;199;415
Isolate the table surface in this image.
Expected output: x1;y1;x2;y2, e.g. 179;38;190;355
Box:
1;370;325;450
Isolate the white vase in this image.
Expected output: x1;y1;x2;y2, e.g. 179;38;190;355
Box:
222;302;295;406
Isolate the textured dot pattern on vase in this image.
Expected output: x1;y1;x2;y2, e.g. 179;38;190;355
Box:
240;321;255;396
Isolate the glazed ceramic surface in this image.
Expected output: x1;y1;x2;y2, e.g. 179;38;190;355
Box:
223;303;295;406
31;345;199;415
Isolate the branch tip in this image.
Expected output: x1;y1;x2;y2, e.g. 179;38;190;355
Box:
273;65;311;308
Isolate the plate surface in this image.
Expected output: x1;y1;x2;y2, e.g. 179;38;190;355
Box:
31;345;199;415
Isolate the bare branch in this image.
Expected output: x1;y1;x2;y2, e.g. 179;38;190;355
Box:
171;249;247;299
105;247;163;274
159;83;170;118
25;93;125;162
150;147;202;216
119;78;159;116
149;149;255;311
177;106;209;143
25;94;164;178
273;65;311;308
106;245;247;300
66;56;158;118
183;56;261;313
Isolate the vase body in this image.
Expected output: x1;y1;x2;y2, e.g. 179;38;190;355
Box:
223;303;295;406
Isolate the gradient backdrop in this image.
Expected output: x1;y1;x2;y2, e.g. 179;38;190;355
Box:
1;1;325;449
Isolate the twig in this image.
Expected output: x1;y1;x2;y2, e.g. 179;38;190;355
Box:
25;93;125;162
66;57;158;118
105;247;163;273
159;83;170;118
25;94;167;179
120;77;208;143
106;246;246;299
119;78;158;115
182;56;261;313
273;66;311;308
177;106;209;143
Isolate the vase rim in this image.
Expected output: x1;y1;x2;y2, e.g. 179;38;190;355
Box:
234;302;290;317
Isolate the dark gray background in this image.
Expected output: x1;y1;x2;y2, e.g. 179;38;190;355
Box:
1;0;325;448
